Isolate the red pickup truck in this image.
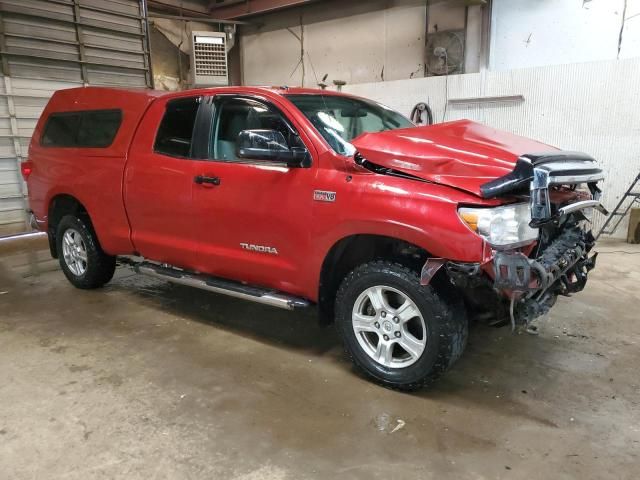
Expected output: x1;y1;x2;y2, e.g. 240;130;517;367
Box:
24;86;606;390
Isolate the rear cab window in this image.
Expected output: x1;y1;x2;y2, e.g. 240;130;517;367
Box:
154;97;202;158
41;109;122;148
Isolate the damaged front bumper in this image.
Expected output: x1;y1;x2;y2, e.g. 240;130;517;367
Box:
442;149;605;328
494;226;596;294
493;226;597;325
422;226;598;328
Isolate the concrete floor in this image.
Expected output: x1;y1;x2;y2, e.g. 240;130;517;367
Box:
0;242;639;480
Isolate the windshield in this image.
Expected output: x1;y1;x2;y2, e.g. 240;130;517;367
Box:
286;94;414;156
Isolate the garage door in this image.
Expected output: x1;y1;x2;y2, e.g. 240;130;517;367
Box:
0;0;152;235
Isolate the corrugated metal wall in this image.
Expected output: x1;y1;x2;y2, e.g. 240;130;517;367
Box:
344;58;640;238
0;0;152;235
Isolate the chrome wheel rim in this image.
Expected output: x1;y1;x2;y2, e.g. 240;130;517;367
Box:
62;228;88;276
352;285;427;368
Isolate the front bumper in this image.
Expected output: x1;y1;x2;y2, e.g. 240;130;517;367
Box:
492;226;597;325
426;226;598;327
493;226;596;295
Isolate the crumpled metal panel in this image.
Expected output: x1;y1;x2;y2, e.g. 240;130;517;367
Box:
352;119;557;197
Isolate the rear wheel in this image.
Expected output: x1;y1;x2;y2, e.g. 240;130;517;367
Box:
56;214;116;289
335;261;467;391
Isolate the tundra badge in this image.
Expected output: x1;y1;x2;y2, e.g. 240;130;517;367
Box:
240;243;279;255
314;190;336;202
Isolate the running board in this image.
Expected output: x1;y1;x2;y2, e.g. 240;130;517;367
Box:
134;262;310;311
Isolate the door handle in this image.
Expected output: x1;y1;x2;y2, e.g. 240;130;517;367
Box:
194;175;221;186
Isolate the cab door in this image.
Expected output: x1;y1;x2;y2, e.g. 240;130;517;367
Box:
125;95;209;269
190;95;317;296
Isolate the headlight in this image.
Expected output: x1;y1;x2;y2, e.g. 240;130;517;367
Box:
458;203;538;249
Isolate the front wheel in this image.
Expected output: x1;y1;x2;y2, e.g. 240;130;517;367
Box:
56;214;116;289
335;261;467;391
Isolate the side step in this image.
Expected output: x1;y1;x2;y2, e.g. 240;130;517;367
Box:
133;262;311;311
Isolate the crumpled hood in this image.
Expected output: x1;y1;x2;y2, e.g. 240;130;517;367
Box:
351;119;558;197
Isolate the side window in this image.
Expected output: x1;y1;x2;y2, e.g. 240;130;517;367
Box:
41;110;122;148
77;110;122;147
211;97;300;161
154;97;201;158
41;113;81;147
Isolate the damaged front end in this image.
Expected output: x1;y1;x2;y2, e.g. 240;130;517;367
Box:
493;224;598;328
423;151;607;331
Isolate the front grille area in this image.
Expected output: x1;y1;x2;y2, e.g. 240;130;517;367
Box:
528;153;604;225
480;151;605;227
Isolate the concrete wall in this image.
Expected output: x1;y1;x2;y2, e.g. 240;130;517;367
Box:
491;0;640;70
149;24;188;91
239;0;478;87
343;57;640;238
238;0;640;87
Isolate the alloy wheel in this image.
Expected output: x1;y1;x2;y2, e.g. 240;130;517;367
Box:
62;228;88;276
351;285;428;368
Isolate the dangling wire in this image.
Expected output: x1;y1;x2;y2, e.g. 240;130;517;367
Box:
442;50;449;123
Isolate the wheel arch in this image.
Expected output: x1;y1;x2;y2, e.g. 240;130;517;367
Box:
47;194;92;258
317;234;433;325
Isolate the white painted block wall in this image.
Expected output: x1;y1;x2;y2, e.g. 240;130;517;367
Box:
343;58;640;238
491;0;640;71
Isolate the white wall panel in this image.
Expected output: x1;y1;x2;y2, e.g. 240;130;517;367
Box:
344;58;640;238
491;0;640;71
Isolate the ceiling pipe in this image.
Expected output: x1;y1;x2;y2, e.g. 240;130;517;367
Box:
149;12;249;25
147;0;211;17
208;0;321;20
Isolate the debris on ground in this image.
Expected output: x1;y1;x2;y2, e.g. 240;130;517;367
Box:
391;419;406;434
373;413;391;432
373;414;406;434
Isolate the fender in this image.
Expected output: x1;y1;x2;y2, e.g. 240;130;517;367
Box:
296;160;501;300
44;181;133;256
303;208;489;301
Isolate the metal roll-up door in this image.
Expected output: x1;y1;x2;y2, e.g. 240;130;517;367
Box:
0;0;152;235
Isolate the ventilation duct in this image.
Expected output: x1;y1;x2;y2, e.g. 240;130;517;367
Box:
191;31;229;86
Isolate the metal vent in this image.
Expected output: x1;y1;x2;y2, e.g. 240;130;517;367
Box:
191;31;228;86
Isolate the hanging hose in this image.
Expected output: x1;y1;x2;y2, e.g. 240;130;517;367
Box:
410;102;434;126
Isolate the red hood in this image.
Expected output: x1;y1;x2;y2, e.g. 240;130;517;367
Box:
351;120;558;196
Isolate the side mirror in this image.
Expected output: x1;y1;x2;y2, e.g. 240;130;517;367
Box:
237;129;311;168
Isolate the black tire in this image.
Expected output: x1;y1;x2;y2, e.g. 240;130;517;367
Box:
56;214;116;289
335;261;468;391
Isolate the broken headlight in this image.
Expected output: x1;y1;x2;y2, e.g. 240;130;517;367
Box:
458;203;539;249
